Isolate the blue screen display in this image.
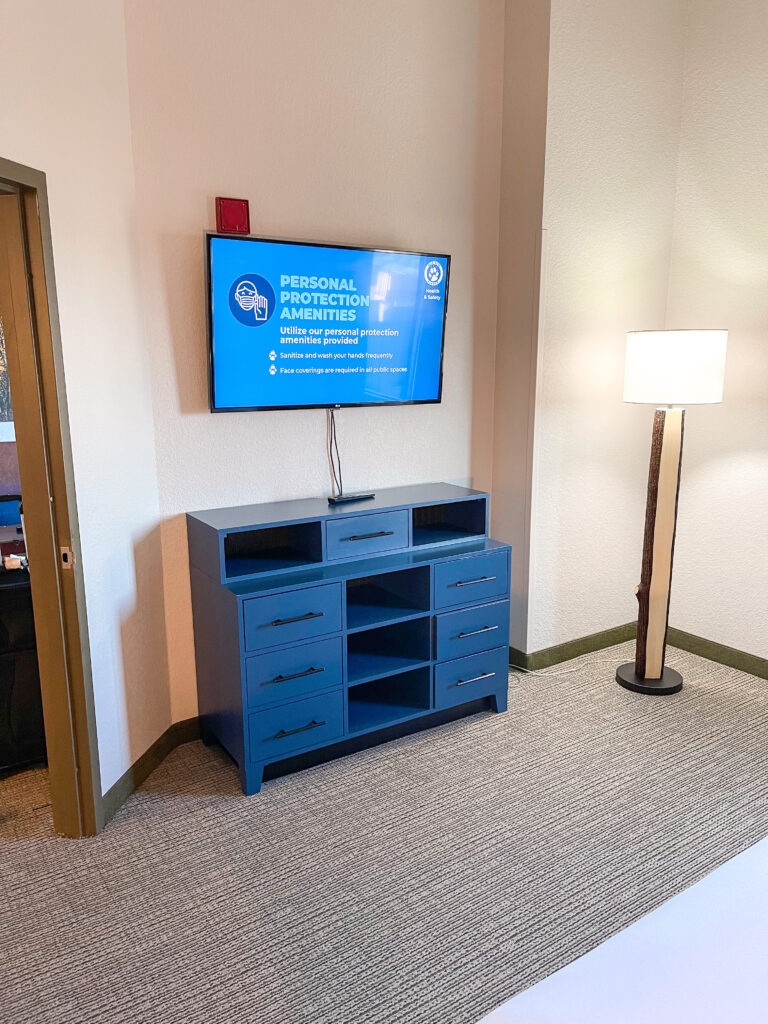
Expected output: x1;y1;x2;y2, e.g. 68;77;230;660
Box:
208;235;449;410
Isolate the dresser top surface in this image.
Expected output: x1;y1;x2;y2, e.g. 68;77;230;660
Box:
222;536;510;597
188;482;487;532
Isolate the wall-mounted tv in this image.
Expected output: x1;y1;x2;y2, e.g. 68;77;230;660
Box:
206;233;450;412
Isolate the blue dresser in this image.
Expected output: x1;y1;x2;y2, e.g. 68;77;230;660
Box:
187;483;511;794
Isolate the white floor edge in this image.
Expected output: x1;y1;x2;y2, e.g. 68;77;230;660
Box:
478;834;768;1024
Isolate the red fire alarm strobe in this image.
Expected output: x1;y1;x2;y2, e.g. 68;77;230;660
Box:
215;197;250;235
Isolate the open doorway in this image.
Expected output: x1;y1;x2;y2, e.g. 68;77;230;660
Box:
0;437;46;831
0;160;100;837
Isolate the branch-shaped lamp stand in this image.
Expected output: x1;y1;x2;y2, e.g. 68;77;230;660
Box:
616;407;685;695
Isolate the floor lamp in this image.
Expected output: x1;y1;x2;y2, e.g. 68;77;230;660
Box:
617;329;728;695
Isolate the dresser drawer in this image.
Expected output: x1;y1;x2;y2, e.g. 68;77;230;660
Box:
245;636;343;709
435;600;510;661
434;550;509;610
435;647;508;710
325;509;409;561
243;583;342;652
248;690;344;762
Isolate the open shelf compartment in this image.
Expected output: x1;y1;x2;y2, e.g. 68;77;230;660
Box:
346;566;431;631
347;666;432;734
411;498;486;547
224;521;323;579
346;617;431;685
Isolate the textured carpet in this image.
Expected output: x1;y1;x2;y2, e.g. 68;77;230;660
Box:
0;763;53;840
1;643;767;1024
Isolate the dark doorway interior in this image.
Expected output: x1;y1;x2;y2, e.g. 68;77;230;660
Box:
0;197;46;797
0;500;46;775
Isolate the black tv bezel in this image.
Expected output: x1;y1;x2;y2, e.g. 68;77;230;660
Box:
205;231;450;413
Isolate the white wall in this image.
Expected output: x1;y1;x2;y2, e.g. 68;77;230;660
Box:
0;1;170;791
528;0;686;651
665;0;768;658
123;0;506;720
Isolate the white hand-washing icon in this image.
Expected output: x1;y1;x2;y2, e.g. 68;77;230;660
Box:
234;280;269;321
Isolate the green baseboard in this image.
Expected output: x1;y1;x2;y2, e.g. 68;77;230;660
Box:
101;717;200;827
510;622;768;681
510;623;636;671
667;627;768;681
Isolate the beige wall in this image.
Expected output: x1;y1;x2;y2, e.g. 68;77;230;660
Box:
529;0;686;651
665;0;768;658
0;0;170;791
529;0;767;660
122;0;507;721
490;0;551;651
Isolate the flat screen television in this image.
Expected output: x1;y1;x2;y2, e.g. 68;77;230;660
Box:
206;233;450;412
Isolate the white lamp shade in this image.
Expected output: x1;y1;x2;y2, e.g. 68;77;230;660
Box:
623;330;727;405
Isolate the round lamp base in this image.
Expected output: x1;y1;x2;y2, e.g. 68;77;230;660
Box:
616;663;683;695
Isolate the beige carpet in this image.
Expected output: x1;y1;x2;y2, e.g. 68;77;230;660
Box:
0;762;52;840
1;643;767;1024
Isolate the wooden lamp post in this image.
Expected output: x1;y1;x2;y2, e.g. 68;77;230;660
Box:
617;330;728;695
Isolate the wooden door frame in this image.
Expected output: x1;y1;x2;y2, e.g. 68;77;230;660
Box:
0;157;102;836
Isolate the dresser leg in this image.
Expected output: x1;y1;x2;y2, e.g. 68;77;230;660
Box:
200;726;216;747
490;687;508;714
239;762;263;796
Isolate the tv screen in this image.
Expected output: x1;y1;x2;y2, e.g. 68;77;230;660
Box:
206;234;449;411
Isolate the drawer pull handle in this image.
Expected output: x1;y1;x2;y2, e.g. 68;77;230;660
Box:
454;671;496;687
269;611;324;627
456;625;499;639
271;719;326;740
453;575;497;588
340;530;395;543
263;666;324;687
